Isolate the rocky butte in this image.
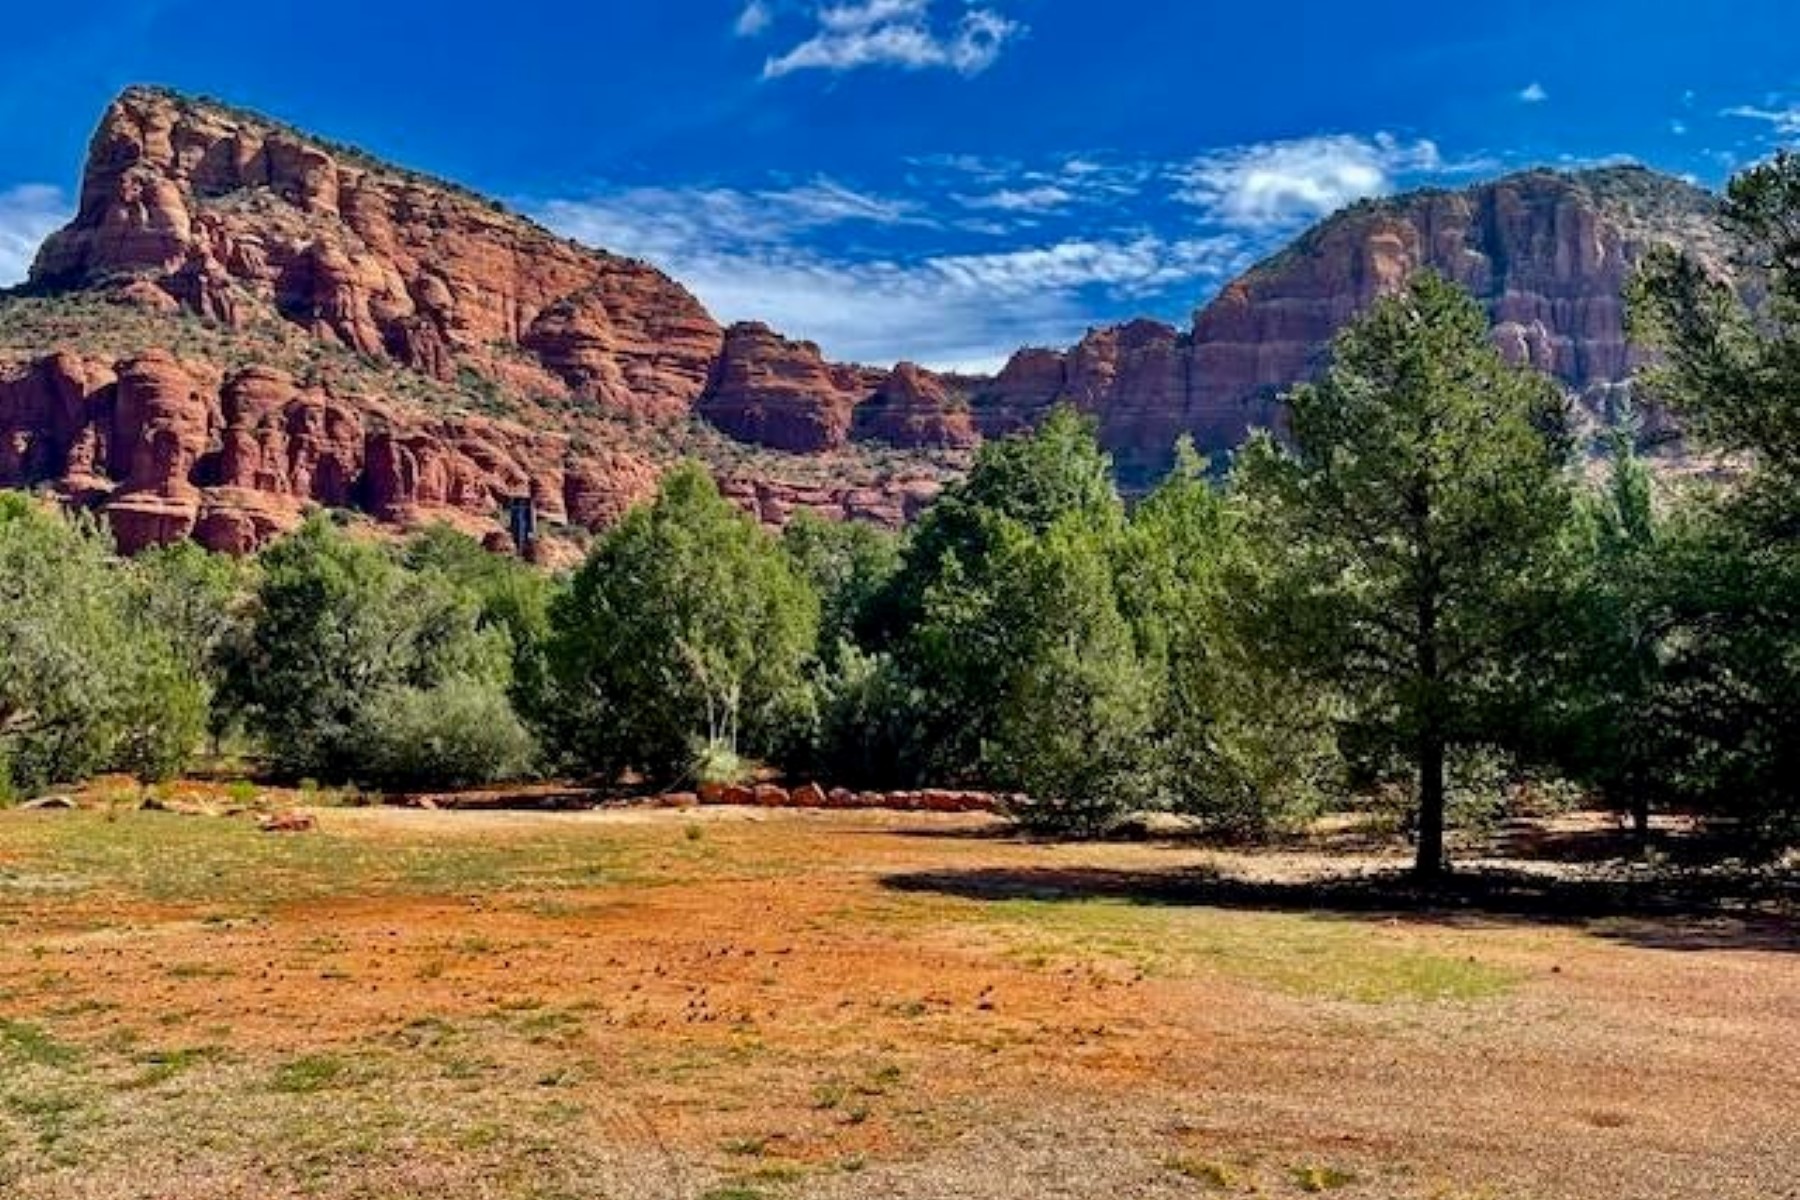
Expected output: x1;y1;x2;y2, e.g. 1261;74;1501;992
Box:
0;87;1727;554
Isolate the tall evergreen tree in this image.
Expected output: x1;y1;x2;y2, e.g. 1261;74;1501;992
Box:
1628;151;1800;848
1122;442;1342;836
1237;273;1577;877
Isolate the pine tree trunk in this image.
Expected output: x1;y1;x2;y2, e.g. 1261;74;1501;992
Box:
1415;733;1447;880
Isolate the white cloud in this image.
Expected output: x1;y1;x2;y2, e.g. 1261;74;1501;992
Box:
537;183;1250;369
533;129;1488;369
1671;119;1688;136
537;178;929;265
762;0;1023;79
0;184;67;286
734;0;773;37
1723;102;1800;136
954;184;1074;213
1173;134;1444;230
1519;82;1549;104
1551;151;1642;170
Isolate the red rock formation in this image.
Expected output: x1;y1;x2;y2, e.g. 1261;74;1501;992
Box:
717;473;942;529
975;168;1721;482
3;89;1725;545
972;323;1197;480
0;351;662;553
697;323;879;452
854;362;978;449
971;347;1070;438
32;86;723;418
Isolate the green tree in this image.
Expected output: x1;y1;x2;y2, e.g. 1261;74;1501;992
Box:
1122;443;1342;836
546;464;819;785
868;405;1121;647
977;516;1156;834
0;495;205;791
777;513;910;784
1236;274;1577;877
1533;426;1675;844
780;511;900;666
226;516;530;784
871;407;1128;786
128;541;250;681
1629;151;1800;850
401;523;560;727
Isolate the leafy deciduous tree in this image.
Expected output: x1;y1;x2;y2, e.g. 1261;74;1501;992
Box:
546;464;819;786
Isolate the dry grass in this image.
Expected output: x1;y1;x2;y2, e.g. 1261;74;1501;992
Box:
0;806;1795;1199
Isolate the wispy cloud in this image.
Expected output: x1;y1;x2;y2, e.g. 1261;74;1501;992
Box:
954;184;1074;213
1173;134;1447;230
762;0;1023;79
734;0;774;38
0;184;67;286
1723;102;1800;136
1519;82;1549;104
538;177;930;260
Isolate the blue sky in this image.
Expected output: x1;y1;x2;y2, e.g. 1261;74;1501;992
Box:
0;0;1795;370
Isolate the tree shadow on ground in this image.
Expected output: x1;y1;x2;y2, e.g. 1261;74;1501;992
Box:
878;863;1800;953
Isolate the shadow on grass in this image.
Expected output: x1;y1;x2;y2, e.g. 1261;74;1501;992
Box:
878;864;1800;953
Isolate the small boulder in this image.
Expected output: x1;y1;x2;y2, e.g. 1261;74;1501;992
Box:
721;784;756;807
20;795;77;811
791;782;828;808
753;784;790;808
258;810;317;834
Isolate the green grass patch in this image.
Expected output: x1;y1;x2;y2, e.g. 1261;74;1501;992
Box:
126;1045;227;1089
1165;1155;1246;1188
974;898;1520;1003
1291;1163;1358;1191
5;1085;90;1150
0;1019;80;1069
270;1053;350;1094
0;811;639;909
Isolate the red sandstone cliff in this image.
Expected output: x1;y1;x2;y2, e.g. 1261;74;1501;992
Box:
0;349;665;553
697;323;884;453
974;167;1721;481
0;89;1730;551
31;87;723;416
2;88;956;551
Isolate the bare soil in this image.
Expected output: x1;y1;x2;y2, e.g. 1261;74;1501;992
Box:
0;803;1794;1199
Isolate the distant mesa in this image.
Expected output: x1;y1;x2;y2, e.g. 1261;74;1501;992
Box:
0;86;1724;554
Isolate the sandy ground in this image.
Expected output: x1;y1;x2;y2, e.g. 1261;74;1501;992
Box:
0;804;1795;1199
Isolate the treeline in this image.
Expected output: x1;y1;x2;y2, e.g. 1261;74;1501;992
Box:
5;156;1800;875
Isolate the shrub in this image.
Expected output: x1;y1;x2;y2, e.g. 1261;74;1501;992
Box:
225;515;535;786
352;679;538;789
